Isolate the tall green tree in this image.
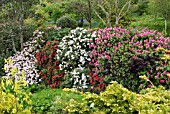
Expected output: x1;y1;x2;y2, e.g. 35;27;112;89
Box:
0;0;39;51
32;0;63;27
0;0;38;77
148;0;170;35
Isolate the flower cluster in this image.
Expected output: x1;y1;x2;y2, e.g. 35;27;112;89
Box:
32;29;45;49
3;32;44;85
128;28;170;89
56;27;93;89
63;68;89;90
130;28;170;54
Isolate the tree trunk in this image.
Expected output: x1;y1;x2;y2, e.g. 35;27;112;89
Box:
164;19;167;35
107;17;111;27
11;37;17;53
88;0;91;29
19;21;24;50
115;17;119;27
19;2;24;50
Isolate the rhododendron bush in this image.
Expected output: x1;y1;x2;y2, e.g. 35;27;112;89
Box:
56;28;93;89
3;31;44;85
88;27;170;92
36;40;63;88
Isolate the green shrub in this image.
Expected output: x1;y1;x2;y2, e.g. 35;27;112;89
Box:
56;16;77;29
44;26;71;42
64;81;170;114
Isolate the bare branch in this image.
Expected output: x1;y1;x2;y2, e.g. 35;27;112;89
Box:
98;3;109;17
119;0;131;19
93;8;106;26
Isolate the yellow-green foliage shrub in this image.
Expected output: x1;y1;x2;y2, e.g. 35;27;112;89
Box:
0;59;32;114
63;81;170;114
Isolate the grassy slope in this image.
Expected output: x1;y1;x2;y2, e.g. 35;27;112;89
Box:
130;14;170;35
31;88;83;114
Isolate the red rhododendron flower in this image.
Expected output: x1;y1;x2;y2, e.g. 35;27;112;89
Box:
42;75;47;79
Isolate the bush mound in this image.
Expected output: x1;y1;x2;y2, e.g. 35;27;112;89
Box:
44;26;71;42
88;27;170;92
36;40;63;88
56;15;77;29
64;81;170;114
3;30;45;85
35;26;73;88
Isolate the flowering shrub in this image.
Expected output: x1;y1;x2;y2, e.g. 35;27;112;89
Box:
36;40;63;88
89;27;135;92
3;31;44;85
56;27;92;89
89;27;170;92
129;29;170;89
0;60;32;114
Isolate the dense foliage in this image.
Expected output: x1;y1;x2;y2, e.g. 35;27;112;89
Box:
43;26;71;42
56;15;78;29
0;60;32;114
88;27;170;92
64;81;170;114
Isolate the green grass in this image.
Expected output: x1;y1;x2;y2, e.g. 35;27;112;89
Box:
130;14;170;36
31;88;83;114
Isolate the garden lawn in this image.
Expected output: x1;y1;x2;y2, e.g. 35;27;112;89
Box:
31;88;83;114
